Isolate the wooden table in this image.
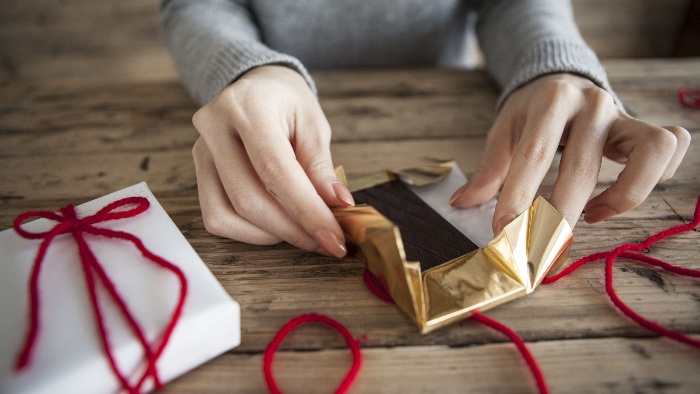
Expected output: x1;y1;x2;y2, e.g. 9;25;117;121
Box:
1;59;699;393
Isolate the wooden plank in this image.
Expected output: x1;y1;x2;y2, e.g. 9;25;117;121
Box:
572;0;690;58
2;187;698;353
1;127;698;201
2;60;698;159
162;337;700;393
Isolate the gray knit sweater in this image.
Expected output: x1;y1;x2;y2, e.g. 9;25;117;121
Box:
160;0;618;109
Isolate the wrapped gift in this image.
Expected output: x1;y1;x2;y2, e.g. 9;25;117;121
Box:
0;182;240;393
334;162;573;333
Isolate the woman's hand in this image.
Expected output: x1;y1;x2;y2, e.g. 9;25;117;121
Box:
450;73;690;234
191;65;354;258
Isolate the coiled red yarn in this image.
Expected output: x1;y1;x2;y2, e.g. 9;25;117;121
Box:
13;197;188;394
263;313;362;394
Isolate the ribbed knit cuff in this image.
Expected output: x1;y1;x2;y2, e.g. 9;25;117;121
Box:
196;41;317;105
496;38;622;111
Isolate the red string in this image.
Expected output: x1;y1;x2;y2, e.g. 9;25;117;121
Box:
266;196;699;393
678;88;700;109
362;269;394;303
362;269;548;393
13;197;188;394
470;313;549;394
543;195;700;350
263;313;362;394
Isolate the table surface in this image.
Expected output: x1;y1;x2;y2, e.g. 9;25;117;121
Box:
1;59;699;393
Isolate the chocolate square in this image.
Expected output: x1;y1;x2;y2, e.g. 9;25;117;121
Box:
351;180;478;271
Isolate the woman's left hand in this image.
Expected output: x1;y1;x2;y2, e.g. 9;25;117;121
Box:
449;73;690;234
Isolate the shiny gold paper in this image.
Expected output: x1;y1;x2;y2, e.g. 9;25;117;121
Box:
343;160;456;192
334;166;573;334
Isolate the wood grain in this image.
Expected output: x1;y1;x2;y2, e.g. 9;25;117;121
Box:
1;60;699;392
161;337;700;393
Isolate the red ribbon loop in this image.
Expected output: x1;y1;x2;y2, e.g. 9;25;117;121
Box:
13;197;150;239
13;196;187;394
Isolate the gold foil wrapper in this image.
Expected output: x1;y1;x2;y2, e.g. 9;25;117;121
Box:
334;165;573;333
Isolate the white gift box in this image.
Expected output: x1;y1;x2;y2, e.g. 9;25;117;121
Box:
0;182;240;394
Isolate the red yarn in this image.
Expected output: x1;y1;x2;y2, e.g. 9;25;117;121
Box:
263;313;362;394
679;88;700;108
471;313;549;394
362;269;549;394
543;196;700;350
13;197;188;394
362;269;394;303
265;196;699;393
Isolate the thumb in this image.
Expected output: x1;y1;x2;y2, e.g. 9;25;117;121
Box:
450;120;514;208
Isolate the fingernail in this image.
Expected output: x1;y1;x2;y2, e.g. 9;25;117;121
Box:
493;213;516;235
332;182;355;207
314;229;347;258
584;205;617;223
449;188;465;206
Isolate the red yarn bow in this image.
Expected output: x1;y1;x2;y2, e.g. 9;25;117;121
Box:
13;196;188;394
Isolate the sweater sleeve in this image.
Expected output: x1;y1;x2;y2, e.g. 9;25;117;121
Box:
160;0;316;105
473;0;622;110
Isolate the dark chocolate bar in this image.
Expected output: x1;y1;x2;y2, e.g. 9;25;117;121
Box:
352;180;478;271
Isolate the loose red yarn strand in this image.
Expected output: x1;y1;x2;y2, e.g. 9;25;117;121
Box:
544;196;700;350
263;313;362;394
362;269;548;393
12;197;187;394
268;197;699;393
471;313;549;394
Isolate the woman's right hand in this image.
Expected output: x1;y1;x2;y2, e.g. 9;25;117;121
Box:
191;65;353;258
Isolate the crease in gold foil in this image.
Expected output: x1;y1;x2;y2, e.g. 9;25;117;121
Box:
340;161;456;192
333;171;573;334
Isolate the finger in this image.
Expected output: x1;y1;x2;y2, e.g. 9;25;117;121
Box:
584;118;680;223
232;111;348;258
548;94;614;228
449;114;514;208
210;131;338;255
192;138;282;245
492;105;569;235
293;108;354;208
658;126;691;183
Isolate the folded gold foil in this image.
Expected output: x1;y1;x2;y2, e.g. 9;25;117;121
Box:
334;165;572;333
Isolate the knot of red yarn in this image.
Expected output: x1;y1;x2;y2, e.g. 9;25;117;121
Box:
13;196;188;394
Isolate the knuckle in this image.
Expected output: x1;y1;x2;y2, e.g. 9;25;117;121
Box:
201;210;228;238
191;107;210;132
561;154;600;186
543;78;579;101
229;190;264;220
610;183;646;209
303;150;333;175
284;231;308;249
647;127;678;155
294;202;318;223
256;157;288;186
667;126;691;147
585;87;615;109
518;140;552;164
500;187;533;213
